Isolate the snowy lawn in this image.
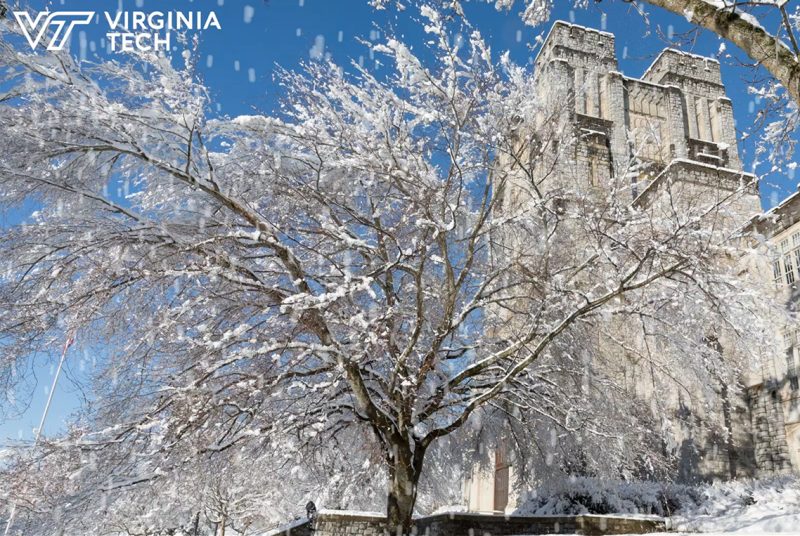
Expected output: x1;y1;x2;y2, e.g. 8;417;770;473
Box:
670;475;800;534
645;533;797;536
517;475;800;534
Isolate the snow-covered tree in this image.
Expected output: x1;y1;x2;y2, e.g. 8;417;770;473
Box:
0;6;774;533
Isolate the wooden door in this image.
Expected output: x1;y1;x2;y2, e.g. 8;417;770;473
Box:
494;443;509;511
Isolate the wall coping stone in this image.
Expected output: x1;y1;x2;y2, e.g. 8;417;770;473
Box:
300;510;668;535
317;510;386;521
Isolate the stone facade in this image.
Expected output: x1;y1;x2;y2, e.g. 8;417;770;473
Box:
526;22;749;201
747;384;793;472
484;20;772;496
746;192;800;472
314;512;387;536
542;23;767;481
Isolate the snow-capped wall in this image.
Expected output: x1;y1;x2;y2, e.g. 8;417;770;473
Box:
299;510;666;536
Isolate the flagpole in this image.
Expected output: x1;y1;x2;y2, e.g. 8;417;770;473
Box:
3;333;74;536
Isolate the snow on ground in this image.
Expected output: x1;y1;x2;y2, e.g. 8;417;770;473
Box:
260;516;309;536
671;475;800;534
654;533;797;536
516;474;800;534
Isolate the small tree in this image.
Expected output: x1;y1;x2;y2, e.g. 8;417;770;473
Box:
0;6;772;532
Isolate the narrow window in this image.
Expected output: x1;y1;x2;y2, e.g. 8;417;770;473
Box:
598;75;607;119
787;341;799;391
696;96;711;141
785;254;795;284
774;258;783;285
575;68;586;115
586;72;598;117
780;239;794;284
709;100;720;142
687;96;699;138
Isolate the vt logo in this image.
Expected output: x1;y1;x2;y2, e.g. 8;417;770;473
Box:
13;11;95;51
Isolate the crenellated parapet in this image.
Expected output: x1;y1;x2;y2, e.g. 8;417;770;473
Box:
534;21;743;184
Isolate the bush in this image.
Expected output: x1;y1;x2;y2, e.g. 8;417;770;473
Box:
516;474;800;520
515;476;702;516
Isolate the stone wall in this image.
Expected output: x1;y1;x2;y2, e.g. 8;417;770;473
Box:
535;22;617;72
414;513;579;536
747;384;793;473
300;511;666;536
313;512;388;536
642;49;722;88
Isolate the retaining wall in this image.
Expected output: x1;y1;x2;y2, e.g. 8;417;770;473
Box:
268;510;667;536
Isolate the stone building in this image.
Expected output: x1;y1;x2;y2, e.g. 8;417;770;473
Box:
747;193;800;472
526;20;749;206
465;20;785;511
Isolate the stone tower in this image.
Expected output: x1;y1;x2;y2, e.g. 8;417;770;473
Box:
529;21;749;203
491;21;764;485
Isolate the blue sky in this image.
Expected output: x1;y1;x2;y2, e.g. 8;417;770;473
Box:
1;0;798;442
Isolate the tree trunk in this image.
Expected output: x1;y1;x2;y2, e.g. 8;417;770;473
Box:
385;441;426;534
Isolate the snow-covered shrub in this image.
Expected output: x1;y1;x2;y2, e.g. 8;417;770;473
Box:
516;474;800;523
515;476;701;516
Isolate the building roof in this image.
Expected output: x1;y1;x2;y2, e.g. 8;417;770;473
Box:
749;189;800;240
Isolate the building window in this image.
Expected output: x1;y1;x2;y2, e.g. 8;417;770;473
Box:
588;143;608;187
709;100;720;143
774;238;799;286
686;96;698;138
788;350;800;391
794;249;800;280
598;75;607;119
785;255;795;284
575;68;586;115
696;96;712;141
785;330;799;391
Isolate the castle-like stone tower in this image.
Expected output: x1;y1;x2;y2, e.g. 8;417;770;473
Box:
543;23;738;158
530;21;754;203
491;21;768;487
535;22;770;478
